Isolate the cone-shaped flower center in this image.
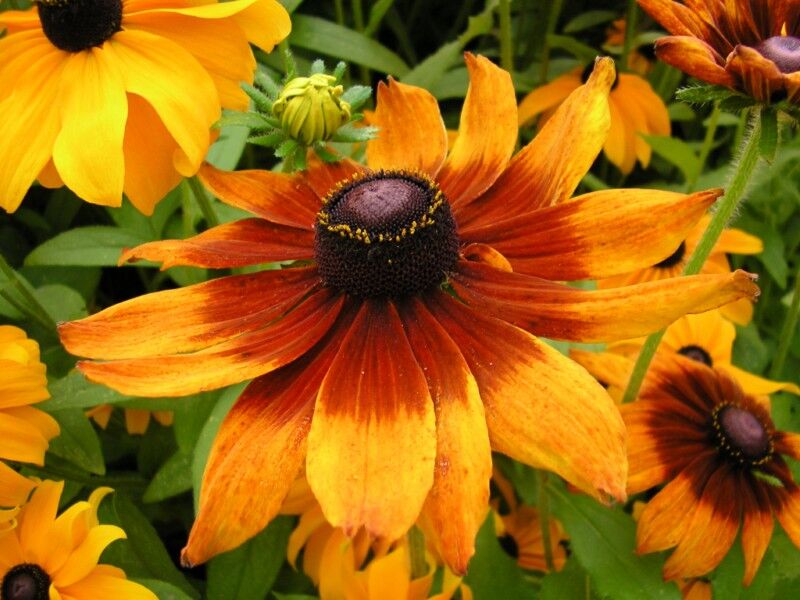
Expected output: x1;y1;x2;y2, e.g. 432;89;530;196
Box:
756;36;800;74
678;344;713;366
37;0;123;53
315;171;459;297
715;405;771;464
655;241;686;269
1;564;51;600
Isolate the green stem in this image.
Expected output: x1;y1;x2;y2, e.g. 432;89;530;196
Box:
0;254;57;330
538;0;564;84
536;471;555;572
621;107;763;404
407;526;429;579
334;0;345;25
770;268;800;379
620;0;639;72
498;0;514;72
687;102;721;192
187;176;220;229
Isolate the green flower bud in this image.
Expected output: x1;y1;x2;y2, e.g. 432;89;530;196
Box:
272;73;351;145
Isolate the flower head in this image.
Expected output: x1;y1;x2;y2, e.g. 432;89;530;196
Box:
273;73;352;145
0;0;291;213
59;54;759;574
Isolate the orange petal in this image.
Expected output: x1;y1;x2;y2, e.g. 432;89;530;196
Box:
366;78;447;177
460;187;720;280
517;70;579;126
77;289;344;397
306;299;436;541
120;218;314;269
0;9;42;33
569;349;633;392
0;462;36;507
725;44;785;102
739;473;774;587
772;485;800;550
721;364;800;396
303;152;365;199
654;36;737;88
399;298;491;575
18;480;63;565
451;261;760;342
427;292;627;504
199;163;319;229
60;267;319;360
438;54;517;209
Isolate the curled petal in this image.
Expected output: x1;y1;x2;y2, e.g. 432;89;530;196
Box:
725;44;786;103
654;36;737;87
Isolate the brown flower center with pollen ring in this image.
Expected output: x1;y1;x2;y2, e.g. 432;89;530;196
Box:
712;404;772;465
1;564;51;600
37;0;123;53
314;170;459;298
755;36;800;74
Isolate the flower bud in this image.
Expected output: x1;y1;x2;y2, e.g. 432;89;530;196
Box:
272;73;351;145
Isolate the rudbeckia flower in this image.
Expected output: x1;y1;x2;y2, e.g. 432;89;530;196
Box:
0;326;58;509
599;214;763;324
518;65;670;174
0;480;156;599
638;0;800;103
605;18;655;75
625;357;800;585
0;0;290;214
59;55;759;573
86;404;173;435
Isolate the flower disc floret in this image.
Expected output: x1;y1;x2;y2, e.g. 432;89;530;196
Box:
37;0;122;52
713;403;773;465
1;564;50;600
756;36;800;74
677;344;713;366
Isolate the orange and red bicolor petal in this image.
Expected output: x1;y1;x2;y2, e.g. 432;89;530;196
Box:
399;298;492;575
654;36;737;88
59;267;319;359
306;299;437;541
438;54;517;211
120;218;314;269
182;310;351;566
771;484;800;550
451;261;759;343
366;79;447;177
199;163;319;229
460;187;720;280
303;152;366;199
637;0;703;37
428;292;627;504
739;473;774;586
76;289;345;397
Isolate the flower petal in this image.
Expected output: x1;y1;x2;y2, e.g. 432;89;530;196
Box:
719;364;800;396
19;480;63;565
303;152;365;199
725;44;785;102
120;218;314;269
451;261;760;342
0;462;36;507
58;566;157;600
460;187;720;280
366;79;447;177
306;299;436;541
427;292;627;503
399;298;491;575
438;54;517;209
517;71;579;126
76;289;344;397
739;473;774;587
654;36;737;88
52;525;126;587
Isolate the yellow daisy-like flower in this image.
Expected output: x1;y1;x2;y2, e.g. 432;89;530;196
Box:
0;326;59;509
518;65;670;174
0;0;291;214
86;404;173;435
0;480;156;599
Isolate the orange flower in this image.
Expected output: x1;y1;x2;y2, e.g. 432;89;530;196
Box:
86;404;173;435
638;0;800;102
59;54;759;573
518;65;670;174
625;357;800;585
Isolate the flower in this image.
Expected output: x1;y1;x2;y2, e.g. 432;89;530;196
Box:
518;65;670;174
272;73;352;145
605;18;655;75
638;0;800;103
0;480;156;599
59;54;759;572
624;357;800;585
0;326;58;509
86;404;173;435
0;0;291;214
598;214;763;324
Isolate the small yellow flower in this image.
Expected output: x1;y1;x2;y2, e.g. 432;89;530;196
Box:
273;74;352;145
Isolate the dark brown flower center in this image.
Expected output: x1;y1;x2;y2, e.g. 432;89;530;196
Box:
1;564;51;600
37;0;122;53
678;345;713;366
755;36;800;74
314;171;459;297
498;534;520;559
713;404;772;465
655;241;686;269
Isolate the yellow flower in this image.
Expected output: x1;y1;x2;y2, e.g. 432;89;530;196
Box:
0;0;291;214
0;326;59;509
0;480;156;599
86;404;173;435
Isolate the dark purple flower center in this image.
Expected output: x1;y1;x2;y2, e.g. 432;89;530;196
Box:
755;36;800;74
714;405;772;464
654;241;686;269
37;0;123;53
314;171;459;298
678;345;713;366
1;564;50;600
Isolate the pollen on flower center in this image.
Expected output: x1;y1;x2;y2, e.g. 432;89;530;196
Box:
713;404;772;465
655;241;686;269
678;344;713;366
37;0;123;53
755;36;800;74
314;170;459;297
1;563;51;600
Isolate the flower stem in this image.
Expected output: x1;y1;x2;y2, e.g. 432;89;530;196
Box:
536;470;555;572
498;0;514;72
538;0;564;84
770;268;800;380
687;102;721;192
621;107;763;404
187;176;220;229
0;254;57;331
620;0;639;72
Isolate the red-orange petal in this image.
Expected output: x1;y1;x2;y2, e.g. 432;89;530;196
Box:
725;44;785;103
303;152;365;199
654;36;737;87
739;473;774;587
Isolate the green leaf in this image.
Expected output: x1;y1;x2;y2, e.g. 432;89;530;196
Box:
759;108;779;161
546;34;599;63
290;15;409;76
564;10;617;33
207;516;293;600
541;557;594;600
364;0;394;36
43;370;130;411
48;408;105;475
143;450;193;503
675;84;756;111
732;321;770;374
331;124;379;143
25;226;150;267
208;126;250;171
734;215;787;288
216;111;274;129
133;579;196;600
340;85;372;110
643;134;701;183
36;284;87;322
549;486;681;600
